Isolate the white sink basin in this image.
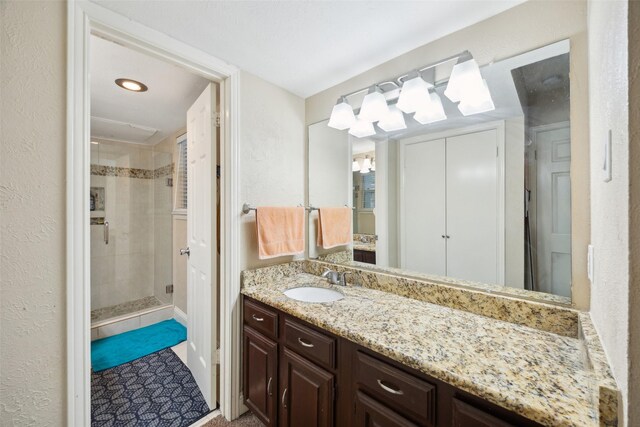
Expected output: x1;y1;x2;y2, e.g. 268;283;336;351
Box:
283;286;344;303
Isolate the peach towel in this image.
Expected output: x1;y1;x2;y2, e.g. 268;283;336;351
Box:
317;207;352;249
256;206;305;260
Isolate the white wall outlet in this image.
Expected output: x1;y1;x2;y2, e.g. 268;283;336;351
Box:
587;244;594;282
603;129;612;182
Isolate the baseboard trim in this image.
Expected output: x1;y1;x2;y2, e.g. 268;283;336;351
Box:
174;306;187;327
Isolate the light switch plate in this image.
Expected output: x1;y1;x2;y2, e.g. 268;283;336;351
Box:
603;129;612;182
587;244;594;282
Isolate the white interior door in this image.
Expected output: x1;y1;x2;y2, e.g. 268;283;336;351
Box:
535;124;571;297
187;82;217;409
446;129;498;284
400;138;446;275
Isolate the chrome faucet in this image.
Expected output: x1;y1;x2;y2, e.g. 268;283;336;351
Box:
321;268;339;285
322;269;351;286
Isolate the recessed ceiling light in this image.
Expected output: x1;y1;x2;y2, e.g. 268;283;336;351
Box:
115;78;148;92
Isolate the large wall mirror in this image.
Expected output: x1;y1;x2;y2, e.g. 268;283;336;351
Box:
308;40;573;303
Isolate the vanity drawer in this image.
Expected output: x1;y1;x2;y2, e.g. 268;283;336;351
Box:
283;318;336;369
354;351;436;426
244;299;278;339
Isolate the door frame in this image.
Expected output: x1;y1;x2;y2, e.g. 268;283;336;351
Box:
66;1;244;424
397;120;506;284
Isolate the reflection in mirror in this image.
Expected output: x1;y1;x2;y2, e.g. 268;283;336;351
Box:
352;140;378;264
308;40;572;302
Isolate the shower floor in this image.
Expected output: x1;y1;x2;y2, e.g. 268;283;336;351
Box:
91;296;166;324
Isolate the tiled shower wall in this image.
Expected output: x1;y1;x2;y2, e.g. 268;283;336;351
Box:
90;142;173;312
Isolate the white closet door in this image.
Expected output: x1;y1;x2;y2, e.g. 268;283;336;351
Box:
446;129;498;284
535;124;571;297
401;138;446;275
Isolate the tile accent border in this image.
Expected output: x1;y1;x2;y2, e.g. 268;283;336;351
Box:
91;163;174;179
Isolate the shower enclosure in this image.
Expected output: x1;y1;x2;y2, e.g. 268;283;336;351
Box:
90;141;174;333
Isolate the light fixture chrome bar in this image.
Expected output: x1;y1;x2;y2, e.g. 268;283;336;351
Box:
339;50;470;101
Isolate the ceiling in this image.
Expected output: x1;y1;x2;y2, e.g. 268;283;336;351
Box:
90;34;210;145
93;0;526;98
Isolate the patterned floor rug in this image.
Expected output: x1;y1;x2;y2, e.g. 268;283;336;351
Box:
92;348;210;426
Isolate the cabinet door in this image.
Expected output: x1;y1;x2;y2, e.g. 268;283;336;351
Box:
452;398;515;427
244;326;278;426
279;348;334;427
354;391;419;427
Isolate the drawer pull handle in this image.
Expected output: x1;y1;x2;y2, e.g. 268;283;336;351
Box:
267;377;273;396
282;388;288;408
377;379;404;395
298;337;314;348
251;314;264;322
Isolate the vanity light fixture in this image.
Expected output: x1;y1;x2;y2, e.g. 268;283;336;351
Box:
348;117;376;138
359;86;390;123
444;56;494;115
370;158;376;171
115;78;148;92
397;73;433;114
360;156;372;174
328;50;494;137
328;97;357;130
352;159;361;172
377;105;407;132
457;79;495;116
413;91;447;124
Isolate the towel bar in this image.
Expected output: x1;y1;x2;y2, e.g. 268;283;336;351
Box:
242;203;354;214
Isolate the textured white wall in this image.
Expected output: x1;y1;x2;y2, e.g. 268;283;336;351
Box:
0;1;67;425
239;71;305;270
587;0;631;424
305;0;591;309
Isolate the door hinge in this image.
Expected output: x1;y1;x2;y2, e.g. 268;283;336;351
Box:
166;284;174;294
215;112;221;128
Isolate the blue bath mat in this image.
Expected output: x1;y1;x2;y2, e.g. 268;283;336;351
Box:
91;319;186;372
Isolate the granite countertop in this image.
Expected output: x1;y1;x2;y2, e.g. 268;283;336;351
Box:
242;271;600;427
353;242;376;252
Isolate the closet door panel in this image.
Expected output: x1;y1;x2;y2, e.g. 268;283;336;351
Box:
446;129;498;284
401;138;446;276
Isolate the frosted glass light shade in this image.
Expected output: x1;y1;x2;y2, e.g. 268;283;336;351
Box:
370;158;376;171
352;159;361;172
328;99;356;130
457;79;495;116
444;58;484;103
348;117;376;138
378;105;407;132
359;89;390;123
361;157;372;173
413;92;447;124
397;76;433;113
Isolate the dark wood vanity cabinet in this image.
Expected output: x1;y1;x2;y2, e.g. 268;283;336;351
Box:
243;326;278;426
354;249;376;264
242;297;542;427
279;347;335;427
